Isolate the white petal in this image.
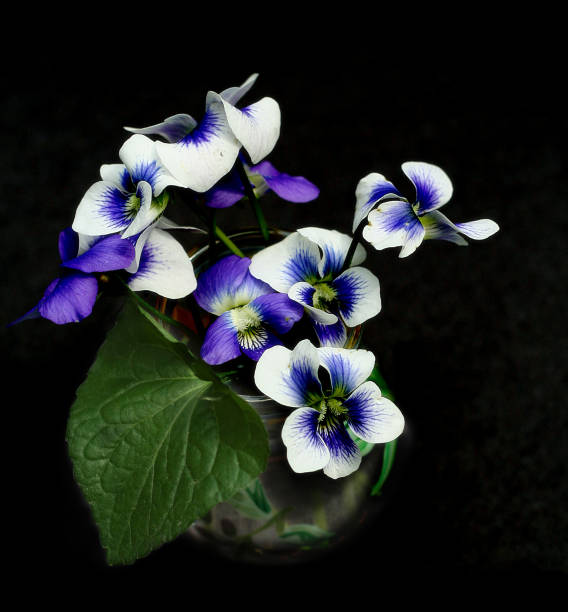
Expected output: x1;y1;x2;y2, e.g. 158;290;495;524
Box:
454;219;500;240
298;227;366;277
421;210;468;245
99;164;130;192
398;221;426;258
317;347;375;396
219;73;258;106
362;200;416;251
124;113;198;143
401;161;453;214
353;172;401;232
333;266;381;327
254;340;322;407
249;231;321;293
345;381;405;443
155;93;240;192
221;96;281;163
281;407;330;474
72;181;130;236
119;133;185;196
156;216;206;233
127;228;196;299
121;181;156;239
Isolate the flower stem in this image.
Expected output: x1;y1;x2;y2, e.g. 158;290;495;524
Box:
214;225;246;257
235;158;269;242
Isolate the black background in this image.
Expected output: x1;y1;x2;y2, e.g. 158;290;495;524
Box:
2;28;566;596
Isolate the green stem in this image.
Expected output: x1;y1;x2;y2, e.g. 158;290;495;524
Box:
371;439;398;496
235;158;269;242
214;225;246;257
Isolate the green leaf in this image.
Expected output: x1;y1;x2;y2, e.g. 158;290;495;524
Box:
66;298;269;565
228;478;272;519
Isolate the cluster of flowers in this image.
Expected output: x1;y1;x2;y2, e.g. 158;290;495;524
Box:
18;74;499;480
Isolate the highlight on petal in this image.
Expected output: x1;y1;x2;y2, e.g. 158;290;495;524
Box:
200;311;241;365
249;231;321;293
156;94;240;192
124;113;198;143
72;181;132;236
119;133;185;196
353;172;401;232
221;96;281;164
127;228;196;299
344;381;405;443
298;227;366;278
402;161;453;215
333;266;381;327
282;407;330;474
62;234;135;273
250;161;319;203
454;219;500;240
155;216;206;233
318;347;375;396
37;274;99;325
362;200;422;256
254;340;322;407
319;421;361;479
313;319;348;348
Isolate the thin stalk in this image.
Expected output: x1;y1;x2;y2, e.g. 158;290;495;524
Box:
235;158;269;242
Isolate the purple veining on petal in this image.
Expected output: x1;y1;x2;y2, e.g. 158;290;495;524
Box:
332;272;367;321
318;416;359;463
344;385;382;440
179;109;220;147
130;160;161;191
99;184;132;229
251;293;304;334
313;319;347;348
282;247;320;285
288;357;323;405
239;327;281;361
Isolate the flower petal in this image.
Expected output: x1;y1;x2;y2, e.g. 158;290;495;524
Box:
37;274;99;324
119;134;185;196
399;218;426;258
194;255;271;316
298;227;366;278
332;266;381;327
288;282;338;325
250;292;304;334
313;319;348;348
251;160;319;203
124;113;198;143
62;234;135;273
317;347;375;396
219;73;258;106
155;94;240;192
319;420;361;479
454;219;500;240
238;326;281;362
127;228;196;298
121;181;162;240
155;216;206;233
99;164;131;192
421;210;468;245
344;381;405;443
353;172;401;232
58;227;79;263
249;231;321;293
200;312;241;365
281;407;330;474
72;181;132;236
401;161;453;214
254;340;322;407
221;96;281;164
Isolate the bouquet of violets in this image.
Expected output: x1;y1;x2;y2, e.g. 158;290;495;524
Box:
14;73;499;566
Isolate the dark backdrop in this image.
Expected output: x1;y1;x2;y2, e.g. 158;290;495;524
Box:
2;50;566;593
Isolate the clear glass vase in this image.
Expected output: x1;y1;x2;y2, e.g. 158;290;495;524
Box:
156;228;399;565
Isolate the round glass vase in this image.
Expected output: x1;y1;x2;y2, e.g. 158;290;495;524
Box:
157;228;398;565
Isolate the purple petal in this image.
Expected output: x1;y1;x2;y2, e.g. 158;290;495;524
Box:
251;160;319;203
238;327;282;361
37;274;98;324
62;234;135;273
58;228;79;263
250;292;304;334
313;319;348;348
200;312;241;365
203;170;245;209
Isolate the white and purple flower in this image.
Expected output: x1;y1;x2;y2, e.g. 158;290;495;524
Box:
125;73;281;193
355;161;499;257
254;339;404;479
204;159;319;209
14;228;135;325
193;255;303;365
72;134;184;240
249;227;381;348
